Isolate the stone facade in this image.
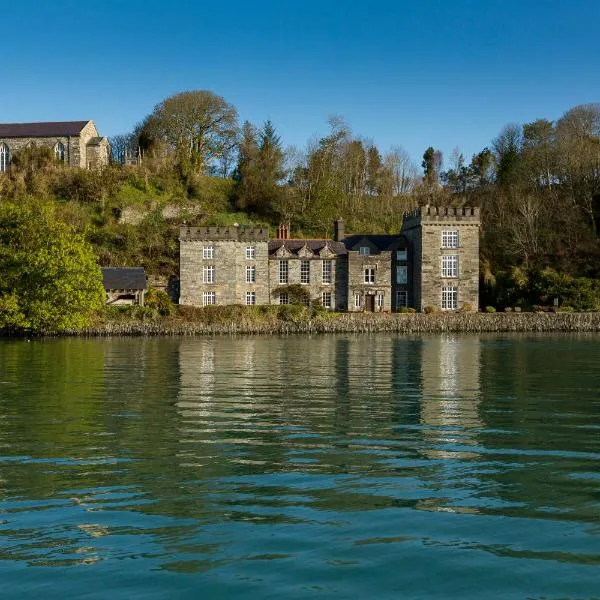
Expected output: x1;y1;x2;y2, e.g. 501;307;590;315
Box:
179;225;270;307
0;120;109;171
179;206;481;312
401;206;481;311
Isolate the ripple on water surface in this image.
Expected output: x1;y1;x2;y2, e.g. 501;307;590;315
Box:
0;334;599;599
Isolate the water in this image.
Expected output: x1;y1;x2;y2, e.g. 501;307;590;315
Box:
1;334;599;599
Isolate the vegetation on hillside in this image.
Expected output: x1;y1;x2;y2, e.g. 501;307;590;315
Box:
1;89;599;330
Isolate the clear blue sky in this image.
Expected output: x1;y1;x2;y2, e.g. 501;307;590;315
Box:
4;0;599;169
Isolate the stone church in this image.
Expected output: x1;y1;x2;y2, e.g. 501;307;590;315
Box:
179;206;481;312
0;120;109;171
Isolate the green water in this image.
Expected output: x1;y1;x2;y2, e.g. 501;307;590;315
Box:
0;334;599;599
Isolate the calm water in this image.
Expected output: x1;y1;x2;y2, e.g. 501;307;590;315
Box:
1;334;599;599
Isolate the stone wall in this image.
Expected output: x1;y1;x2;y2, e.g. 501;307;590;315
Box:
346;251;393;312
179;226;270;306
402;206;480;311
268;256;340;308
0;135;80;167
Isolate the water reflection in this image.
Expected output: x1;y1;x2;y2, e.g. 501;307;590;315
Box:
0;334;599;598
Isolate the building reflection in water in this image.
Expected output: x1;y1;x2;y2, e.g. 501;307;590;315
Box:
419;335;482;459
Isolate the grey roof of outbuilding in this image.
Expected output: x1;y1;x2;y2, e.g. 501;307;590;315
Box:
268;239;348;256
342;234;407;251
102;267;147;291
0;121;90;138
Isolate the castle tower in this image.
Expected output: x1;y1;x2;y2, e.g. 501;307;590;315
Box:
401;206;480;311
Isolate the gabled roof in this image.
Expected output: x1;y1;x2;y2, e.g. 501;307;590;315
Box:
102;267;147;291
343;234;407;252
0;121;91;138
268;239;347;257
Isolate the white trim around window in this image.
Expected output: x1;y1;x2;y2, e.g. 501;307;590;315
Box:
203;265;215;283
203;291;216;306
245;291;256;305
442;230;459;249
203;245;214;259
441;286;458;310
245;264;256;283
441;255;459;278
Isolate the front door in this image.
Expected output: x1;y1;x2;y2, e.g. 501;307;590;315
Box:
366;295;375;312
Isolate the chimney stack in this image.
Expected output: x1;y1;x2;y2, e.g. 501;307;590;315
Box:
334;218;345;242
277;223;290;239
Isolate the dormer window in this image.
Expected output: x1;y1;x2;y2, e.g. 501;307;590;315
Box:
54;142;65;162
359;247;370;255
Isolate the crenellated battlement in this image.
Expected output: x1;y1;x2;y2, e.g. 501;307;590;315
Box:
180;225;270;241
402;205;480;228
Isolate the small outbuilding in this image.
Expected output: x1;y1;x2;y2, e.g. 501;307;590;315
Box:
101;267;147;306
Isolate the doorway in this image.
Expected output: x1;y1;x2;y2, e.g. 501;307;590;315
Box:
366;295;375;312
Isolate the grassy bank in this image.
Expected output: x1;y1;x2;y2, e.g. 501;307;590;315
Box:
50;307;600;336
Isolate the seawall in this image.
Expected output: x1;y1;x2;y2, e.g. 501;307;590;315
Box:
70;312;600;336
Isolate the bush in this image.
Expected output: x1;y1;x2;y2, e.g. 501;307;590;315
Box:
485;306;496;313
398;306;416;313
423;305;437;314
459;303;474;312
145;288;175;316
557;305;575;312
504;307;513;312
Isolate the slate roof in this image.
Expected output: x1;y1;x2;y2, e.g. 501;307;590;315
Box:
0;121;90;138
268;239;347;256
102;267;147;291
342;234;408;252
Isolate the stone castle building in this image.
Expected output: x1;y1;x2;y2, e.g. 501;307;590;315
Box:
179;206;480;312
0;121;109;172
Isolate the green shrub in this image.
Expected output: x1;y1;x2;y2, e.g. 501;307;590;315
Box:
398;306;416;313
423;305;437;314
145;288;175;316
485;306;496;313
557;305;575;312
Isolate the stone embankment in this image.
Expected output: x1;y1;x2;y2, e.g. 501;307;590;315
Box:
75;312;600;336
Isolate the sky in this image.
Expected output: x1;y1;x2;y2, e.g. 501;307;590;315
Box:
3;0;600;170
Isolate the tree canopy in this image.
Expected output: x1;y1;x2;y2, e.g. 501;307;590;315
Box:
0;203;105;332
139;90;239;173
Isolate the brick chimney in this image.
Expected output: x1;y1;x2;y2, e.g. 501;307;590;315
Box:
277;223;290;239
334;218;345;242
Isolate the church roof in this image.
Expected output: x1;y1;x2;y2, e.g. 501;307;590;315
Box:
0;121;91;138
102;267;147;291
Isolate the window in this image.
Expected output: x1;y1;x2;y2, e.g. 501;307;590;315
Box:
442;286;458;310
322;292;332;308
442;230;459;248
0;143;9;172
396;290;407;307
396;266;407;284
203;291;216;306
300;260;310;284
377;293;384;308
245;246;255;259
245;291;256;305
203;265;215;283
246;265;256;283
441;255;459;278
54;142;65;161
322;260;332;284
354;293;362;308
396;249;407;261
364;267;375;284
359;246;370;255
279;292;289;305
203;245;214;259
278;260;289;284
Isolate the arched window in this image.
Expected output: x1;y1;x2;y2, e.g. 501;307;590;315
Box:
0;143;10;172
54;141;65;162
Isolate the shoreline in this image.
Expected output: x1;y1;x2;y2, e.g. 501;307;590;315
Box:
48;312;600;336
